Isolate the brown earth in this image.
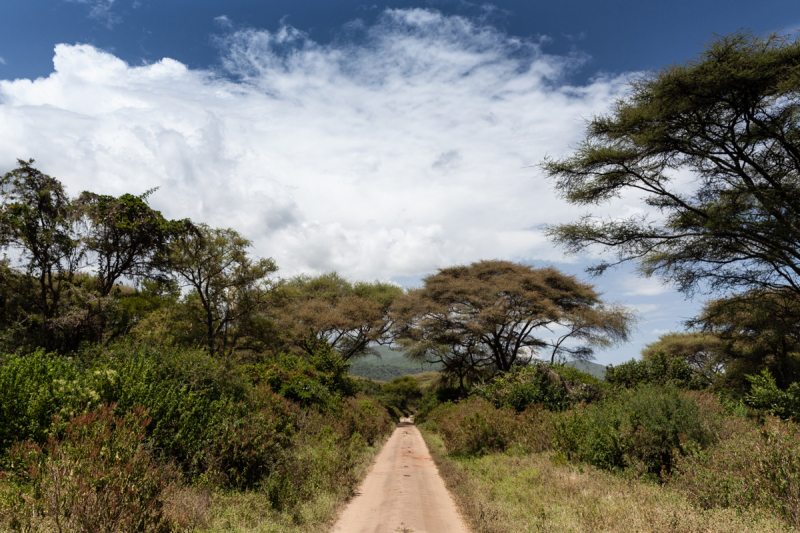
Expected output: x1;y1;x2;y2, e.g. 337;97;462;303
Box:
331;419;470;533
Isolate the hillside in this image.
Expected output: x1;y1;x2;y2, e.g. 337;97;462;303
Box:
348;346;441;381
564;359;607;379
349;347;608;382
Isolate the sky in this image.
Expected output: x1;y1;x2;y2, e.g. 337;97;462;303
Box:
0;0;797;364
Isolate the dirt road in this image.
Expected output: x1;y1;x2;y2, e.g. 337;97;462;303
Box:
331;420;470;533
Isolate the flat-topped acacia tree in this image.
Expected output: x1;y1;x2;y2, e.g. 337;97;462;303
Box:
391;260;633;379
275;272;403;360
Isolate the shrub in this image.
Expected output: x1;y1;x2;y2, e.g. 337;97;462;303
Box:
431;398;520;456
339;396;393;446
674;415;800;528
0;351;85;455
264;394;392;512
257;347;358;411
414;386;461;424
477;364;574;412
380;376;423;415
553;385;719;478
606;350;699;389
200;389;295;488
89;344;254;481
0;405;174;533
745;370;800;421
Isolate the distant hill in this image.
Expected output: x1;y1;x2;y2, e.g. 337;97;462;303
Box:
564;359;608;379
348;346;609;382
348;346;441;382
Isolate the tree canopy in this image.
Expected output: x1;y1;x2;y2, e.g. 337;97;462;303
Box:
544;32;800;299
392;260;633;387
275;272;402;360
168;224;278;357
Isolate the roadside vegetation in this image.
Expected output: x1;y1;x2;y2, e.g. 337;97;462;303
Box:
415;31;800;533
3;28;800;533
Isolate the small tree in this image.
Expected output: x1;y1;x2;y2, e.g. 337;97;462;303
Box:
168;224;278;356
641;331;729;388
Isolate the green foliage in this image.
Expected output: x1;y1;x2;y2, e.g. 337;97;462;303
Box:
606;350;699;390
413;385;462;424
275;273;402;360
380;376;422;414
544;31;800;300
0;405;174;533
553;385;719;478
392;260;632;389
257;343;358;410
167;223;278;356
429;398;520;456
0;351;84;454
76;189;191;297
745;370;800;421
476;364;595;412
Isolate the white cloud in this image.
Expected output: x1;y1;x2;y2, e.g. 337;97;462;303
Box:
651;328;672;335
0;9;631;282
0;56;6;65
67;0;120;28
215;15;233;29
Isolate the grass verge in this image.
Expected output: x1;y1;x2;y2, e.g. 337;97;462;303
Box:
421;430;791;533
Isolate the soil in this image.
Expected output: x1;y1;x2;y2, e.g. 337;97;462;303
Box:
331;419;470;533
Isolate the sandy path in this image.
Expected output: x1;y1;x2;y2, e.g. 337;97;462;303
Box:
331;420;470;533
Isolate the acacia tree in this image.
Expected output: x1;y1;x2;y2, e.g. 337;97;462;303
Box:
693;290;800;388
76;190;191;296
392;260;633;382
543;32;800;299
275;272;402;360
168;224;278;356
547;303;635;363
640;331;730;388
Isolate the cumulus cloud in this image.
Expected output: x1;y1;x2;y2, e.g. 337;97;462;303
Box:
67;0;120;28
0;8;631;282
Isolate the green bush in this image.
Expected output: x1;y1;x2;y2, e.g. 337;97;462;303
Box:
429;398;521;456
606;350;699;390
264;394;392;512
414;385;461;424
0;351;85;455
477;364;574;412
379;376;422;415
745;370;800;421
0;338;394;518
257;346;358;410
553;385;719;478
201;389;295;488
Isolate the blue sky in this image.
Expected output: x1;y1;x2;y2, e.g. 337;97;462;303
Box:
0;1;797;364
